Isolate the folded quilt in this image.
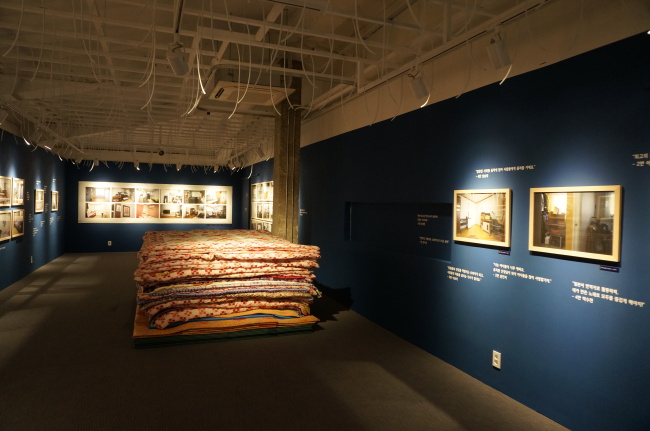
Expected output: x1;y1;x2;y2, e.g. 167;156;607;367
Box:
134;229;321;337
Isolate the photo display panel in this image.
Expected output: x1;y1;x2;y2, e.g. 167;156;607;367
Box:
78;181;233;224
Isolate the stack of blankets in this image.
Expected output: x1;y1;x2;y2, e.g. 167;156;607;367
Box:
132;229;321;346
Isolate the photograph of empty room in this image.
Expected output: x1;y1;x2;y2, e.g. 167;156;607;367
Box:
454;189;510;247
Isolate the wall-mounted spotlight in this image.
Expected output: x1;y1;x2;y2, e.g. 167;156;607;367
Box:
166;35;189;76
487;32;511;70
134;161;140;170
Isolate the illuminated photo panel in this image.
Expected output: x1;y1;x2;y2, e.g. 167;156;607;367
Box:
529;185;622;262
454;188;511;247
78;181;232;224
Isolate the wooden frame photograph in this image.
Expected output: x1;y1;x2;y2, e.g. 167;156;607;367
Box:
51;190;59;212
529;185;622;262
0;176;11;207
454;188;511;247
0;210;11;241
11;209;24;238
12;177;24;206
34;188;45;213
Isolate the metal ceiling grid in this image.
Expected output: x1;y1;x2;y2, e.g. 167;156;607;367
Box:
0;0;545;169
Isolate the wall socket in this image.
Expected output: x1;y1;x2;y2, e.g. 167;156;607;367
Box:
492;350;502;369
107;241;112;246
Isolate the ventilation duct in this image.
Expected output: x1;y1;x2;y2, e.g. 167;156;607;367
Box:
208;68;295;107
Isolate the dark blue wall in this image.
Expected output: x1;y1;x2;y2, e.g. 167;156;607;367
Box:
298;33;650;431
0;133;66;289
65;162;246;252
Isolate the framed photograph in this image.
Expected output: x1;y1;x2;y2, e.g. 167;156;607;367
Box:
529;185;622;262
51;190;59;212
0;176;11;207
453;188;511;247
12;178;24;206
34;189;45;213
0;210;11;240
12;209;24;238
123;204;131;218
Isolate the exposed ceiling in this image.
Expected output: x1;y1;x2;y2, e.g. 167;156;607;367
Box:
0;0;647;171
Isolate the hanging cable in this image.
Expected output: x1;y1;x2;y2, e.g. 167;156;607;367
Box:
353;0;375;55
29;0;46;81
2;0;24;57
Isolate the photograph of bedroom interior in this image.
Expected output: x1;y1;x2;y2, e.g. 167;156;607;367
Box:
455;190;508;245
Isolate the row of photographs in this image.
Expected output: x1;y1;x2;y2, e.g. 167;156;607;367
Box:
78;182;233;224
84;203;227;220
0;209;25;241
453;186;622;262
85;186;228;205
34;189;59;213
251;181;273;202
252;202;273;221
250;181;274;230
0;177;59;213
0;176;25;207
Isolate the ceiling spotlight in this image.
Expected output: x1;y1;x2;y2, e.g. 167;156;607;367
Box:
487;32;511;70
134;161;140;170
158;148;165;156
176;163;182;171
166;37;189;76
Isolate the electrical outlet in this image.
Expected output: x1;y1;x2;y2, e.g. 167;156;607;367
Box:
107;241;112;246
492;350;502;369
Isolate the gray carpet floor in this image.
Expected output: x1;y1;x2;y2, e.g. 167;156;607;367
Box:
0;252;569;431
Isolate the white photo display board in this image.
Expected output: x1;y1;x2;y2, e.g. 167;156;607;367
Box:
78;181;232;224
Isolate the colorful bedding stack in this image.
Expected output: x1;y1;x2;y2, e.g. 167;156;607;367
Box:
132;229;321;345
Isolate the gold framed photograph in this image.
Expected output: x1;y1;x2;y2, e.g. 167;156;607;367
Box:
0;210;11;241
51;190;59;212
34;189;45;213
529;185;622;262
0;176;11;207
12;177;25;206
453;188;511;247
12;209;24;238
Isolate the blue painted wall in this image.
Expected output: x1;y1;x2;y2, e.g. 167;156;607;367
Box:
64;161;246;252
298;33;650;431
0;133;66;289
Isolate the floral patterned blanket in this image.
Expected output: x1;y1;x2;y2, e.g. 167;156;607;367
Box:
135;229;321;330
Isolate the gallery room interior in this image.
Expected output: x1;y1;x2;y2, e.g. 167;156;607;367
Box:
1;1;649;430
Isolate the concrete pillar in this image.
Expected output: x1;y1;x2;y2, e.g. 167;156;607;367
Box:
272;77;301;243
